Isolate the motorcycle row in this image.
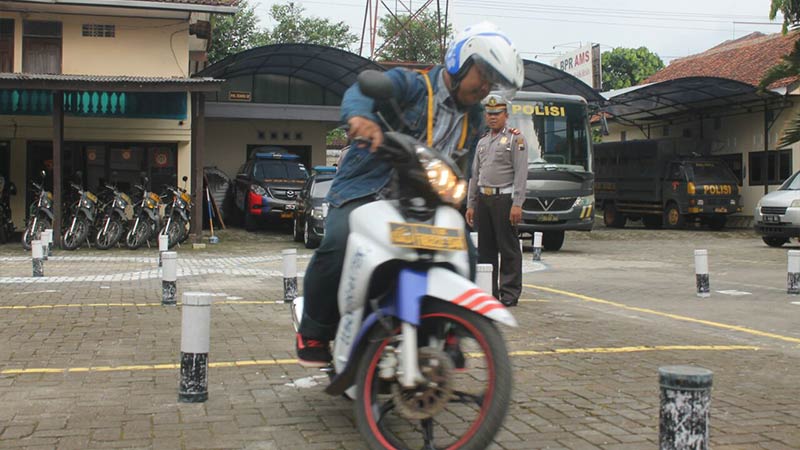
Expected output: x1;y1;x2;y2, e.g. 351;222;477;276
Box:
18;170;193;251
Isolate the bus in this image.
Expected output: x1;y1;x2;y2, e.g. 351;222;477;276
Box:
507;91;595;251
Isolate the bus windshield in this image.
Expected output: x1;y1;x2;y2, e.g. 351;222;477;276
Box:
507;101;591;172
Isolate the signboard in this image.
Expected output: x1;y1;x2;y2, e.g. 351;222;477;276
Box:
551;43;602;90
228;91;252;102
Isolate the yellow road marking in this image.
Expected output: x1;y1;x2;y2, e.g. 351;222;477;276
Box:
0;300;283;310
518;299;549;303
524;283;800;345
0;345;758;375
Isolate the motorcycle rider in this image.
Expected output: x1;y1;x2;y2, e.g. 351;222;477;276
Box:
296;21;525;367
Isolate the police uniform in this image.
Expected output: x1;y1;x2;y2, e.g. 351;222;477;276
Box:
467;95;528;305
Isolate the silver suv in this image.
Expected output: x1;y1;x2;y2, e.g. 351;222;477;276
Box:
754;169;800;247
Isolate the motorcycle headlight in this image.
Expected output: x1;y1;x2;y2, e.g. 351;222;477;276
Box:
251;184;267;196
115;198;127;209
81;199;92;208
791;199;800;208
572;195;595;208
311;207;325;220
415;146;466;205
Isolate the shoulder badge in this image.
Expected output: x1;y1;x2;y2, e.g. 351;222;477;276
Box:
509;128;521;135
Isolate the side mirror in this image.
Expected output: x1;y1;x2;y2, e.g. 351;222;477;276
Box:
357;70;394;101
182;176;188;182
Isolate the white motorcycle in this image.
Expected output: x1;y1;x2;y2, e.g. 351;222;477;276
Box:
292;71;517;450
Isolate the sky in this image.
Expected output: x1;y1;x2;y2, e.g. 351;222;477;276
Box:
250;0;784;65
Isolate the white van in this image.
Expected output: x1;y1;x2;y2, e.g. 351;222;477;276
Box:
754;169;800;247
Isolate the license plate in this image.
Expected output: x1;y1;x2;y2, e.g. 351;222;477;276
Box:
281;212;293;219
764;215;780;224
713;207;728;213
389;223;466;251
535;214;558;222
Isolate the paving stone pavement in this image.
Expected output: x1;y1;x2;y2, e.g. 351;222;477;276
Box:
1;224;799;449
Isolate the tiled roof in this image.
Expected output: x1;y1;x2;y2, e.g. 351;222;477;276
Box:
139;0;237;6
0;73;220;83
0;73;223;91
643;31;800;89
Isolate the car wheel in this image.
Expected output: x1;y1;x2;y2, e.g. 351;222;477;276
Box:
542;230;564;251
293;215;303;242
304;219;320;249
762;236;788;247
663;202;684;229
603;203;626;228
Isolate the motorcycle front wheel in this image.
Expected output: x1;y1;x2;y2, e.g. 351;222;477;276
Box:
62;216;89;250
354;299;512;450
95;217;123;250
22;216;51;251
164;218;182;249
126;218;150;250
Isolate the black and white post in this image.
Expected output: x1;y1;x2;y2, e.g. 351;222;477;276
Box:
162;251;177;305
788;250;800;295
31;240;44;277
179;292;211;403
659;365;713;450
532;231;543;262
158;233;169;268
694;249;710;297
477;263;492;294
41;229;52;260
282;248;297;304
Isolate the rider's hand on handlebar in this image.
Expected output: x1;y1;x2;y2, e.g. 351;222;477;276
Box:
347;116;383;152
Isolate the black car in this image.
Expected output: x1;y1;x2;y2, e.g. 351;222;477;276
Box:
233;151;308;231
293;166;336;248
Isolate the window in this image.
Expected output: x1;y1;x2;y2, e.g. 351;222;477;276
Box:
23;20;62;74
253;160;307;180
718;153;744;185
749;149;792;185
82;24;115;38
0;19;13;72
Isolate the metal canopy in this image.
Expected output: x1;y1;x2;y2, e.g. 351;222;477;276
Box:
197;44;385;96
602;77;784;123
521;59;605;104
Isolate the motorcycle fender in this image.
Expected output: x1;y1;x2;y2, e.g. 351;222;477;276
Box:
113;209;127;222
83;208;95;222
178;209;189;222
427;267;518;328
41;208;54;220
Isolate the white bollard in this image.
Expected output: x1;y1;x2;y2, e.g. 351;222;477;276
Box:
179;291;211;403
158;234;169;268
532;231;543;262
31;240;44;277
42;229;52;260
282;248;297;303
470;232;479;249
476;263;493;294
788;250;800;295
162;251;177;305
519;237;525;254
694;249;710;298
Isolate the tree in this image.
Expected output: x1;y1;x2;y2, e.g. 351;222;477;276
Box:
601;47;665;91
208;0;267;64
376;11;453;64
763;1;800;145
264;2;357;50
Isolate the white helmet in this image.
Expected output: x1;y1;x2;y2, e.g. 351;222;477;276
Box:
444;22;524;98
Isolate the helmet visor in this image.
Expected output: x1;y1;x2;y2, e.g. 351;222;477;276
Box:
473;56;519;99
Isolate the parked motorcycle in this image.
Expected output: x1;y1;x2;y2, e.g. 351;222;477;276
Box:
21;170;53;251
291;71;517;450
62;174;100;250
126;176;162;250
161;176;192;249
0;175;17;244
94;180;133;250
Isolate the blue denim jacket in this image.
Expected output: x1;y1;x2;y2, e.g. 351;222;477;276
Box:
327;65;485;208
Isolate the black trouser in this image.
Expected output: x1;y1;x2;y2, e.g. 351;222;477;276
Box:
299;197;478;341
476;193;522;304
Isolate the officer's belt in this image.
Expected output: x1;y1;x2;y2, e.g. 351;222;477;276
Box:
479;186;513;195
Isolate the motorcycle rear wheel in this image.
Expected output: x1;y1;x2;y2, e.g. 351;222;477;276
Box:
354;299;512;450
95;217;123;250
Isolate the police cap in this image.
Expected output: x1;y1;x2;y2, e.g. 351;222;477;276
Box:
483;94;508;114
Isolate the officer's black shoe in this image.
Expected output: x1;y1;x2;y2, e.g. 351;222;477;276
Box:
444;334;466;371
501;298;518;307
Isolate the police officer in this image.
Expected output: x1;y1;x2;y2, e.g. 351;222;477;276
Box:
465;94;528;306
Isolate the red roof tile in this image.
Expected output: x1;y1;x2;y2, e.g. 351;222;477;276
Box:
643;31;800;89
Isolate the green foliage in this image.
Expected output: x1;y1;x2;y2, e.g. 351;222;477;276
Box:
601;47;665;90
376;11;453;64
208;0;267;64
766;1;800;145
326;128;348;147
265;2;357;50
208;1;357;65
